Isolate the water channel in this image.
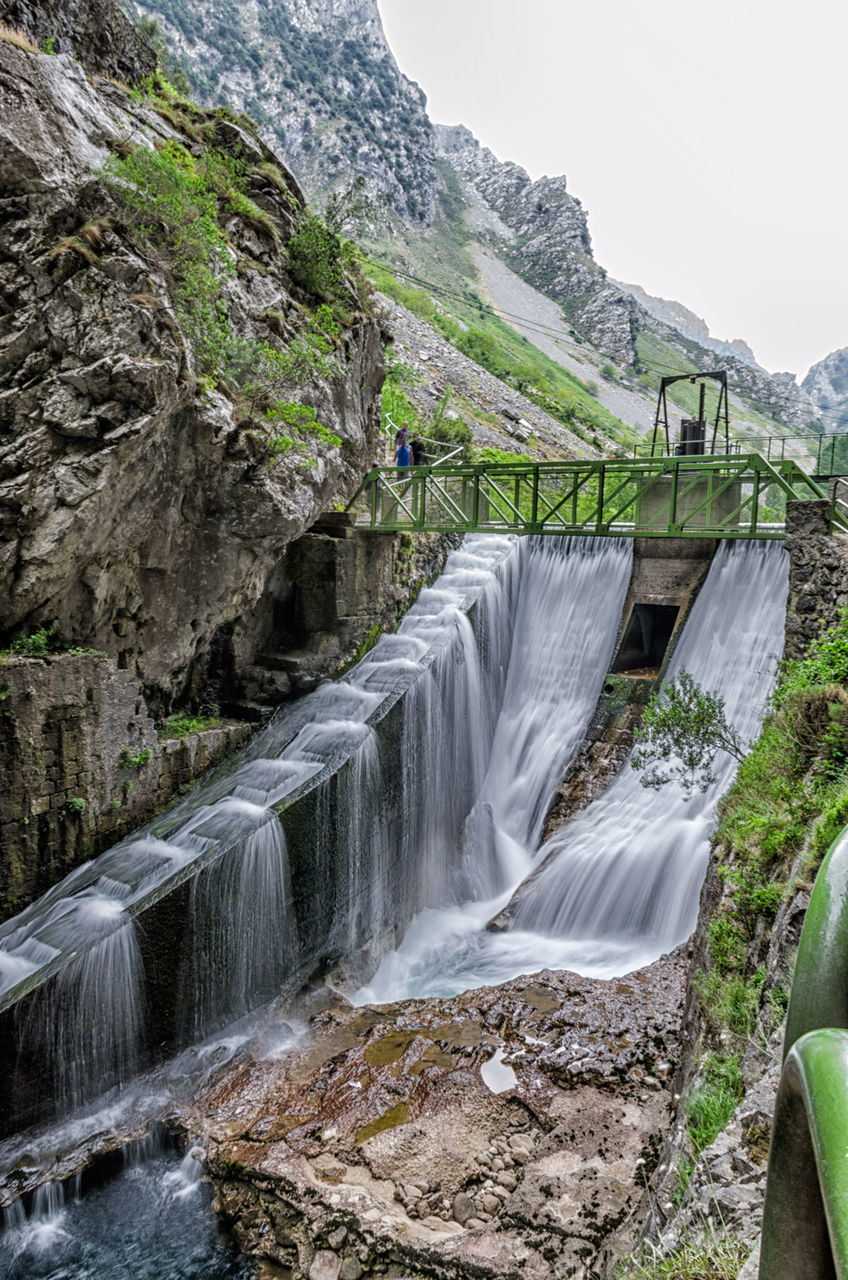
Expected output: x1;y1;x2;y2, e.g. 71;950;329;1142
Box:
0;533;789;1273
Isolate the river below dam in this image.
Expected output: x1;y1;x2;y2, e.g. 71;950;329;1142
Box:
0;532;789;1274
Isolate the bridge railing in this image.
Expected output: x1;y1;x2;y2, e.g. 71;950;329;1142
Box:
634;434;848;478
759;826;848;1278
347;453;828;539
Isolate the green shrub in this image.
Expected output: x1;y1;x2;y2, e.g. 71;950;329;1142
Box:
158;705;219;738
286;213;346;300
5;623;60;657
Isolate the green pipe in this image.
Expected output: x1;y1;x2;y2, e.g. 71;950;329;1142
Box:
760;1029;848;1279
759;827;848;1277
783;826;848;1060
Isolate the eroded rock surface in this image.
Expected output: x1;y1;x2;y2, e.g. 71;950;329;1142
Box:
0;41;383;711
201;956;686;1278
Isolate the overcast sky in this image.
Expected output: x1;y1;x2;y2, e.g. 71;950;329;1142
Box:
377;0;847;380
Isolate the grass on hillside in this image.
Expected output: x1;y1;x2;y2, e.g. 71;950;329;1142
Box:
635;329;786;437
616;1236;749;1280
362;169;641;454
366;258;638;453
693;610;848;1050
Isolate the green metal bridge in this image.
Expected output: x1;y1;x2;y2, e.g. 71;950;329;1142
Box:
348;452;846;540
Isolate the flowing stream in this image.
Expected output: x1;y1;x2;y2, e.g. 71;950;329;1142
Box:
0;533;789;1268
357;539;788;1000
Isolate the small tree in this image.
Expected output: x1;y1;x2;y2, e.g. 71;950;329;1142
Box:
630;669;748;797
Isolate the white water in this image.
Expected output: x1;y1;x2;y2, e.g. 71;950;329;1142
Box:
0;534;519;1124
0;534;792;1276
0;534;787;1143
357;540;788;1000
0;1147;254;1280
357;535;633;1002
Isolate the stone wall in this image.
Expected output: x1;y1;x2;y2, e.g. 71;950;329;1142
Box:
236;521;460;705
784;499;848;658
0;524;457;922
0;653;252;921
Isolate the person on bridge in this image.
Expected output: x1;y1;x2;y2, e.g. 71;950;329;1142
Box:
411;434;427;466
394;433;412;469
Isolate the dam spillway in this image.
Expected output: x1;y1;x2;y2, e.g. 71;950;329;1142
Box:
358;538;789;1001
0;533;787;1146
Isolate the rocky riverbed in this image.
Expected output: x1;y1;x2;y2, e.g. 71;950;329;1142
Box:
196;953;687;1279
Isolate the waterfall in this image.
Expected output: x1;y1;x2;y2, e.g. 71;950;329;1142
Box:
510;540;788;967
14;888;144;1113
0;532;789;1138
0;534;520;1130
178;814;296;1039
356;535;634;1002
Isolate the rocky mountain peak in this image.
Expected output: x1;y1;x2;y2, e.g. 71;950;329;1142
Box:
138;0;436;222
434;122;591;254
802;347;848;430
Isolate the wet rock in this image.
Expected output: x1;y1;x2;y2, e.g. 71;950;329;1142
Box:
199;956;686;1276
309;1252;341;1280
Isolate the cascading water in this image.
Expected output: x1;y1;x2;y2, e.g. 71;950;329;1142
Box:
13;887;144;1113
509;540;788;966
0;534;520;1133
178;813;296;1039
357;535;634;1002
0;531;793;1277
0;1145;254;1280
361;539;788;999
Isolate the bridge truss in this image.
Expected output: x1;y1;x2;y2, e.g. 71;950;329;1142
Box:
348;453;839;540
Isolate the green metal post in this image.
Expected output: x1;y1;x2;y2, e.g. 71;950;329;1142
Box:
669;458;680;531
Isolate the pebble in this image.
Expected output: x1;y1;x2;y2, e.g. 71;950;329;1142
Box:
452;1191;475;1226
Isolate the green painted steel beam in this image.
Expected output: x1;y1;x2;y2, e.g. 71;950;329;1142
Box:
346;453;826;539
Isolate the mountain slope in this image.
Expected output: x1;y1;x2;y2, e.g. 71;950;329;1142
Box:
803;348;848;431
134;0;821;436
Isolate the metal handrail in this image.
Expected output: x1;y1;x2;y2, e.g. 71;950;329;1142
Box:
384;413;459;463
759;827;848;1278
346;452;827;540
634;433;848;478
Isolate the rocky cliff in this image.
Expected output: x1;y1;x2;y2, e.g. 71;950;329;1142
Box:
0;0;154;81
616;279;762;369
802;346;848;431
0;37;384;712
432;123;640;368
136;0;435;223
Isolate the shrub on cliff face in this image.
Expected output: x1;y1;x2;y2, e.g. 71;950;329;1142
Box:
286;212;347;300
696;611;848;1041
102;131;344;464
